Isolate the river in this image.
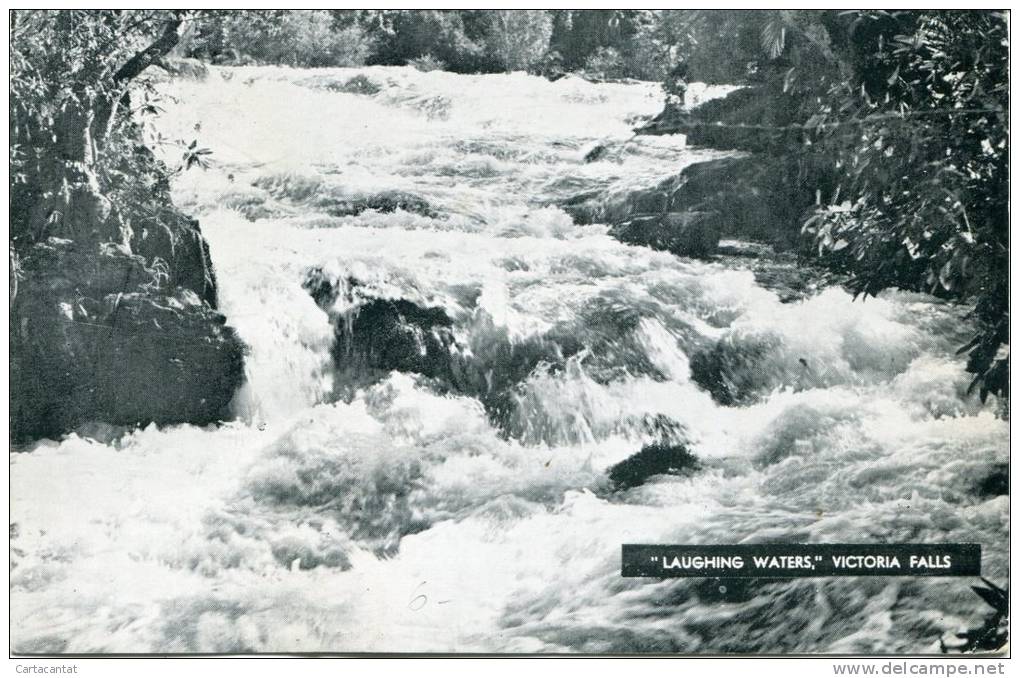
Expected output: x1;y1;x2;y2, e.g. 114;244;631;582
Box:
9;65;1008;654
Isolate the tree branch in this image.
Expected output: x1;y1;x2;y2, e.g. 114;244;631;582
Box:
113;11;186;85
93;11;189;142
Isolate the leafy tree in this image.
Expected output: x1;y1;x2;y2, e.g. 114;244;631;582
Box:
790;11;1008;401
484;10;554;73
339;10;486;72
582;47;627;80
548;10;639;70
10;10;190;246
654;10;770;85
180;10;371;67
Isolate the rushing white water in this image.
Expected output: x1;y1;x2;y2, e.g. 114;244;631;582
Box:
10;65;1007;654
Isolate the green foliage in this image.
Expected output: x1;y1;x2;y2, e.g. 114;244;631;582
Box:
484;10;554;73
547;10;692;81
180;10;371;67
549;10;641;70
336;10;487;72
409;54;447;73
178;10;699;79
10;10;190;244
613;11;686;82
941;578;1008;652
801;11;1009;401
675;10;769;84
582;47;627;81
181;140;213;170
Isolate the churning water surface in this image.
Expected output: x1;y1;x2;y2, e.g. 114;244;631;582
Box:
10;65;1008;654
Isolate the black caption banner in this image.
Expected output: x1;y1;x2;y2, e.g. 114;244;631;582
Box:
622;543;981;578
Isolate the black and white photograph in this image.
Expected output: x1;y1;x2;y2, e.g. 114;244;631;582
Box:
7;8;1011;660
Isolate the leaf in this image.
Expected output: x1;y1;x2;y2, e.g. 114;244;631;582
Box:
971;581;1008;613
956;334;982;355
782;67;797;93
938;259;954;290
761;19;786;60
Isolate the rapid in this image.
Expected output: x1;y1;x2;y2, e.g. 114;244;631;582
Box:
9;65;1008;654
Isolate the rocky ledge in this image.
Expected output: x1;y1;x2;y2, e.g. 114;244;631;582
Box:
10;212;245;443
564;85;835;257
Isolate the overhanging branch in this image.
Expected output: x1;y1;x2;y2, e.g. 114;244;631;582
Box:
113;11;186;84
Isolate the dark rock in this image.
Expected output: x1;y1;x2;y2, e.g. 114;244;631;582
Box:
559;189;605;223
314;191;438;219
337;74;383;96
22;238;155;297
583;143;611;163
689;336;781;407
582;84;842;255
334;298;457;381
299;73;382;96
302;272;459;388
611;211;720;258
974;463;1009;498
10;237;245;443
130;204;219;306
666;155;822;248
570;155;828;252
638;86;807;154
715;241;830;303
716;240;775;258
253;173;438;220
607;443;700;491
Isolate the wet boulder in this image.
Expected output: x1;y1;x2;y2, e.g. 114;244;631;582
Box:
569;155;828;253
610;211;721;258
973;463;1008;498
559;189;606;224
130;203;220;306
314;190;438;219
10;237;245;443
564;185;671;227
607;442;700;491
303;271;460;386
252;173;438;219
334;298;458;381
583;143;611;163
299;73;382;96
638;86;804;154
689;334;785;407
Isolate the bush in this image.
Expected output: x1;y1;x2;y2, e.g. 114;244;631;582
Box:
409;54;447;72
